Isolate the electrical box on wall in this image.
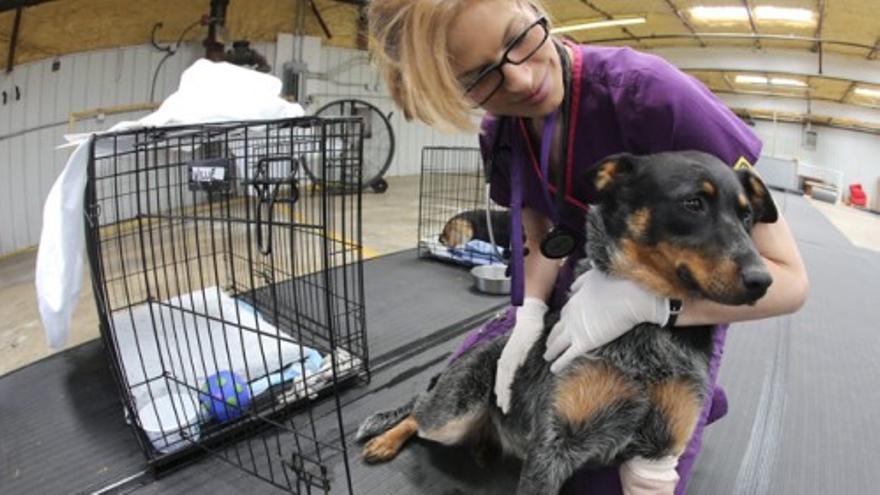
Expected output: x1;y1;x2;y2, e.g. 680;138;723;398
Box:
282;61;308;102
802;125;818;151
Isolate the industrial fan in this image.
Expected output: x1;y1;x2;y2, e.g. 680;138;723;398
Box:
310;98;395;193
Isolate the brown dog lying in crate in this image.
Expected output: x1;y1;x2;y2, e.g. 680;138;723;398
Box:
358;151;777;494
438;209;511;249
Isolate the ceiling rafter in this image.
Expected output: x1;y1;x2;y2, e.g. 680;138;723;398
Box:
0;0;54;13
684;68;880;114
586;32;878;53
839;81;857;103
868;38;880;60
661;0;705;48
5;6;20;73
714;87;860;108
741;0;762;50
576;0;641;43
684;67;870;89
813;0;825;52
730;108;880;136
720;71;736;91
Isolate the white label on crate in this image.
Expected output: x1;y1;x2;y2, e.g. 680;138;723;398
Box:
191;166;226;183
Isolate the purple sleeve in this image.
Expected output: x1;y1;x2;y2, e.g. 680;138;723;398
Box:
479;115;513;207
619;58;762;166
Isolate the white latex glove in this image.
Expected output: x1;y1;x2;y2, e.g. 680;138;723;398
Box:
543;269;670;375
495;297;548;414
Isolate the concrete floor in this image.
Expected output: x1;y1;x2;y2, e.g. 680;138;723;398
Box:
806;197;880;253
0;175;422;377
1;178;878;377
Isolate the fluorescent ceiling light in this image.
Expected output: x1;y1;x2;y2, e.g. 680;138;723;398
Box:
735;75;768;85
754;6;815;24
690;6;748;22
735;75;807;88
769;78;808;87
855;87;880;98
550;17;646;34
690;5;816;24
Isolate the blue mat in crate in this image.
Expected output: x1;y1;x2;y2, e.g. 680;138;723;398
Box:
422;238;506;267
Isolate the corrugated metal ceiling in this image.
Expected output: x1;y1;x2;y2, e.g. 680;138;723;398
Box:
0;0;877;131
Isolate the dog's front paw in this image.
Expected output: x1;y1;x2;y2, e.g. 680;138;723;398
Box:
362;432;404;463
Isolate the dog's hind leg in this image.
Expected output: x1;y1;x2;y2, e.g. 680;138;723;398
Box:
356;397;417;442
359;397;420;463
411;345;496;446
516;363;648;495
361;343;498;463
516;401;646;495
363;414;420;463
362;402;488;464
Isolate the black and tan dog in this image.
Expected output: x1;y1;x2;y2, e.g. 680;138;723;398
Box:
357;151;777;494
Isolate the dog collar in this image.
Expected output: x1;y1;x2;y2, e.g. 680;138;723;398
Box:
665;298;683;328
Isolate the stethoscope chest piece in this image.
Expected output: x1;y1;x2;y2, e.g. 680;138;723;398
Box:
540;227;576;259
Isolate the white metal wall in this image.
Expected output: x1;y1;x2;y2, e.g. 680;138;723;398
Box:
0;43;212;256
0;37;476;256
292;40;477;178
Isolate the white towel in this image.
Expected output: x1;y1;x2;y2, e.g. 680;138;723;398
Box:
36;59;304;349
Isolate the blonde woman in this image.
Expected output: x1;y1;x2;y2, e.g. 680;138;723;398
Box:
368;1;808;493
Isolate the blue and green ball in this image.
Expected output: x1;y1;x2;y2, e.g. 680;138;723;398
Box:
199;371;251;422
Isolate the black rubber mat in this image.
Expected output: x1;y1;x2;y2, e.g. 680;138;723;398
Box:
0;250;506;495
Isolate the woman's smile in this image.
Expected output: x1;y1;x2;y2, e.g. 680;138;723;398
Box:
521;69;551;106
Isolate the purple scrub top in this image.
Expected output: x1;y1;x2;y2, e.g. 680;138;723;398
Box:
482;44;761;228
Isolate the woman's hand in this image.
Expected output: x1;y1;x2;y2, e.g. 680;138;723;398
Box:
543;269;670;374
495;297;548;414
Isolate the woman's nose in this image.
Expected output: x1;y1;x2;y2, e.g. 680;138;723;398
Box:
499;62;532;94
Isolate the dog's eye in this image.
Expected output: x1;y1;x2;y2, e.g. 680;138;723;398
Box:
740;209;753;228
681;197;705;213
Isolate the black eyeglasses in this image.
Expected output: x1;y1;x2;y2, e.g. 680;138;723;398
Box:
461;16;550;107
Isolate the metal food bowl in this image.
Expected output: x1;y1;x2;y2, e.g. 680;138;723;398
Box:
470;264;511;295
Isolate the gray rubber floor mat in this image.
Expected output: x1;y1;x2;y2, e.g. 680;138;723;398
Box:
4;193;877;494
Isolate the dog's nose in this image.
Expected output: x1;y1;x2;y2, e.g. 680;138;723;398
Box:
741;268;772;299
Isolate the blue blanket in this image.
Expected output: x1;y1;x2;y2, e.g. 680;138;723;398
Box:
448;239;505;266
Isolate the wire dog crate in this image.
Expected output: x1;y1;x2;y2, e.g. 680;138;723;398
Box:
417;146;509;266
84;117;367;493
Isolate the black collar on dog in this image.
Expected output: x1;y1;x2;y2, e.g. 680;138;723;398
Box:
665;299;684;328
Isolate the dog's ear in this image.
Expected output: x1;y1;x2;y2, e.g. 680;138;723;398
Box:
584;153;637;203
736;168;778;224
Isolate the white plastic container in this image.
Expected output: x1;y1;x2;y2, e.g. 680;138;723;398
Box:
137;392;201;454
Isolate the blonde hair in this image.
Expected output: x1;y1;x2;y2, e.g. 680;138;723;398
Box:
368;0;549;132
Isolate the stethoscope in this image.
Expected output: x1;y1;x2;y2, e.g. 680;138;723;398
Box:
486;41;577;260
537;40;577;260
484;41;577;305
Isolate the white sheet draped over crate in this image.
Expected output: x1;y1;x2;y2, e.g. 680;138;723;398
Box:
36;60;304;349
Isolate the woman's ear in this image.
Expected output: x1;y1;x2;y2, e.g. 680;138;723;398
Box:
584;153;637;203
736;168;779;223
